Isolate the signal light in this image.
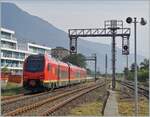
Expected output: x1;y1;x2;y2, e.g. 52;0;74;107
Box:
122;45;129;55
71;46;75;51
126;17;132;24
140;18;147;26
123;45;128;50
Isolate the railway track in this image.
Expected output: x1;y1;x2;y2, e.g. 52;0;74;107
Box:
2;81;99;115
2;89;60;114
119;81;149;99
3;81;104;116
40;83;104;116
1;94;24;101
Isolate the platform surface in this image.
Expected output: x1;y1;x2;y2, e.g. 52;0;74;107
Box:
104;89;119;116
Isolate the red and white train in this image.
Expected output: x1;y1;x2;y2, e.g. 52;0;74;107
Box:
23;54;87;91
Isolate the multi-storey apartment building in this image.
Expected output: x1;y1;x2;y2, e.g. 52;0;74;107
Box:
51;47;69;60
1;28;51;75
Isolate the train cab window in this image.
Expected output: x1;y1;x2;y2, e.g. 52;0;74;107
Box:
25;55;45;72
47;64;51;71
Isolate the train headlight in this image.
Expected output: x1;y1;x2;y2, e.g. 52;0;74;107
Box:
29;80;36;87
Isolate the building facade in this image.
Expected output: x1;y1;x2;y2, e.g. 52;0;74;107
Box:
51;47;69;60
1;28;51;75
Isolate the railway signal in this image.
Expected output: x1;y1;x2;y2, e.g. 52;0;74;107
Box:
122;45;129;55
71;46;75;51
69;20;131;89
69;36;77;54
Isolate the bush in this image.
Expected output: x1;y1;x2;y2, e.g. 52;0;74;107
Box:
127;70;149;82
1;66;10;73
127;72;134;81
138;69;149;82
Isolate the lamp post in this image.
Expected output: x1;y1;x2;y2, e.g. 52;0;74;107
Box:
126;17;147;116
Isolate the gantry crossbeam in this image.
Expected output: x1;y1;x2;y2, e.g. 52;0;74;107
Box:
68;28;130;37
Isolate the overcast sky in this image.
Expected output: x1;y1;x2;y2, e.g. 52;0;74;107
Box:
2;0;150;58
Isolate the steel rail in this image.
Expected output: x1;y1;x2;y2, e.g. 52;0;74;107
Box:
4;82;104;116
120;82;149;99
1;94;24;101
2;90;52;105
40;83;105;116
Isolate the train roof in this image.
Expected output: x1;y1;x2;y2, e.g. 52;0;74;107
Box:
45;54;86;70
67;62;86;71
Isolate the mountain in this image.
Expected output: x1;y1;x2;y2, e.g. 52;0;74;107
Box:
1;2;145;73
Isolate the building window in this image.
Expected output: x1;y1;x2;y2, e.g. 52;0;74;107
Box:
1;41;16;49
1;31;11;39
2;51;12;58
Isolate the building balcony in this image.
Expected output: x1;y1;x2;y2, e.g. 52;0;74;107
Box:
1;66;23;70
1;37;17;44
1;44;16;50
1;62;23;68
1;56;25;61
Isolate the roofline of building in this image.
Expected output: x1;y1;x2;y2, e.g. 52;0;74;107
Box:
1;47;29;54
52;47;69;51
1;27;15;34
28;43;51;50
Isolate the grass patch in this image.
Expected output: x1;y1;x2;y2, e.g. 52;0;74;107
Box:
118;97;149;116
69;101;103;116
116;81;149;116
117;82;149;116
1;82;24;96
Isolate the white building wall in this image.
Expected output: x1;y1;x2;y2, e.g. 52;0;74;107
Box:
1;28;51;75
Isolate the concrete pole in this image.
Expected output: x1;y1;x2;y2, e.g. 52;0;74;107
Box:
126;55;128;80
105;54;107;89
134;17;138;116
112;30;116;90
95;54;97;82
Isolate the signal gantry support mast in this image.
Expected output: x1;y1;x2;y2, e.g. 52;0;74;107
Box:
85;54;97;82
68;20;130;89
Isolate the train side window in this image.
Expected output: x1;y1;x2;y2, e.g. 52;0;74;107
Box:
56;67;59;76
76;71;80;78
59;70;68;79
47;64;51;71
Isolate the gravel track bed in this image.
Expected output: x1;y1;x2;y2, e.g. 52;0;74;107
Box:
21;82;105;116
53;84;107;116
2;82;95;114
21;89;83;116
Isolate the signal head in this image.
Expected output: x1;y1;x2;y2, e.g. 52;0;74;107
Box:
71;46;75;51
140;18;147;25
126;17;132;24
123;45;128;50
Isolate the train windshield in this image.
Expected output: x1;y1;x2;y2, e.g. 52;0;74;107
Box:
25;55;45;72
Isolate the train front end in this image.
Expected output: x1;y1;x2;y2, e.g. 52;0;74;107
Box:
23;54;45;91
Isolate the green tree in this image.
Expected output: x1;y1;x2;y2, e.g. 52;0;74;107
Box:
62;53;87;68
130;63;139;72
86;68;92;75
128;59;149;82
138;69;149;82
1;65;10;73
140;59;149;70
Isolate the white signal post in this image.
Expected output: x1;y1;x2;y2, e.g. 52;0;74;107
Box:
126;17;147;116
